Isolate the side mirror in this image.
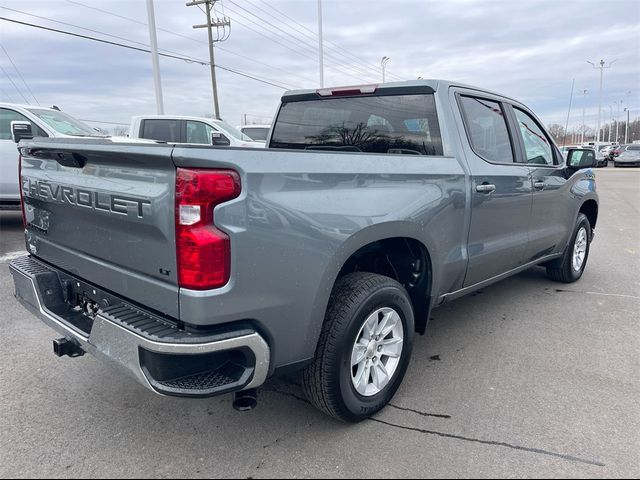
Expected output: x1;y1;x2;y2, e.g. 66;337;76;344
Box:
566;148;597;170
211;131;231;146
11;121;33;143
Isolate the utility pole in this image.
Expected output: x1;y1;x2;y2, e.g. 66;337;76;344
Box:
563;78;575;147
587;59;616;142
381;56;390;83
581;89;587;144
146;0;164;114
187;0;230;120
608;105;613;142
317;0;324;88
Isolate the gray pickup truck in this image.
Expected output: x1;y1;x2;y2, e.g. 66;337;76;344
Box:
10;80;599;422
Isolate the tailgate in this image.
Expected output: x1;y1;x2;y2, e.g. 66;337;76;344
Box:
20;138;179;317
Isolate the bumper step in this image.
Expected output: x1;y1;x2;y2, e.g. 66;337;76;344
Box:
9;255;270;398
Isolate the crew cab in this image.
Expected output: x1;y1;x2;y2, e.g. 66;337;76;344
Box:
10;80;599;422
130;115;265;148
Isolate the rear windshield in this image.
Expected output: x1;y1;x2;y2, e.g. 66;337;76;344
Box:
270;94;443;155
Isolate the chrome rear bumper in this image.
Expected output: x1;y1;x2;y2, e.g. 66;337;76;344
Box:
9;255;270;397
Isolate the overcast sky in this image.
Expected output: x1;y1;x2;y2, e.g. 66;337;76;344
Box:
0;0;638;132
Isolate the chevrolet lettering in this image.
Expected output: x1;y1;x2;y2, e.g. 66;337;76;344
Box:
23;178;151;217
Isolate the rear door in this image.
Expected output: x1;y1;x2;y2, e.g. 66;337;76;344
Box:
455;92;533;287
508;105;572;262
20;139;179;317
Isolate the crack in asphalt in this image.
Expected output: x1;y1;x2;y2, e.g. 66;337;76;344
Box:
387;403;451;419
267;387;605;468
370;418;605;467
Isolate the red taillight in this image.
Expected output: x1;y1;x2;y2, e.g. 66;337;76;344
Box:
175;168;241;290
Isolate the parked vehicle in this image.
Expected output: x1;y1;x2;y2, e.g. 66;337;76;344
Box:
0;103;107;210
599;144;617;158
130;115;265;148
611;144;628;158
559;145;580;159
614;145;640;167
10;80;599;422
238;124;271;143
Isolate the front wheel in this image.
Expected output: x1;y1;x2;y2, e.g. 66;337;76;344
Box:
302;272;414;422
546;213;592;283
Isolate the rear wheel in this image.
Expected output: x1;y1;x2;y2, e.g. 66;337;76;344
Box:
302;272;414;422
546;213;591;283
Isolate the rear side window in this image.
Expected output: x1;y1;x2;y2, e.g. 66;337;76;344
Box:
628;146;640;151
270;94;443;156
0;108;47;140
141;119;180;142
242;127;268;141
460;96;514;163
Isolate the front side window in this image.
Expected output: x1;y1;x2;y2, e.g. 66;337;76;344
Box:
270;94;443;155
514;108;554;165
0;108;47;139
186;120;214;144
459;96;514;163
141;119;180;142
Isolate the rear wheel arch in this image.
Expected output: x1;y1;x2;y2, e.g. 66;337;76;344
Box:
333;236;433;335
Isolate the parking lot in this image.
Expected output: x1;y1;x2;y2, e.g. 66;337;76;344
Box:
0;167;638;478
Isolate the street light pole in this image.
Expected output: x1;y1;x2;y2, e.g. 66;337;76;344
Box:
624;108;630;144
608;105;613;142
587;59;616;142
381;56;390;83
614;100;621;143
317;0;324;88
581;89;587;144
146;0;164;114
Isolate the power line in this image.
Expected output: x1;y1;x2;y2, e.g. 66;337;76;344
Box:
58;0;316;85
0;43;39;104
0;64;30;103
0;16;296;90
252;0;403;81
0;87;16;102
224;1;379;82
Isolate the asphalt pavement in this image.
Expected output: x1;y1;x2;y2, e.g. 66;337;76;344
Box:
0;167;638;478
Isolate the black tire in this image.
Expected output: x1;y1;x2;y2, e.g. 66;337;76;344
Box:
546;213;592;283
302;272;414;422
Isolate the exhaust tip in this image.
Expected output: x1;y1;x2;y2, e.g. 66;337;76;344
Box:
232;389;257;412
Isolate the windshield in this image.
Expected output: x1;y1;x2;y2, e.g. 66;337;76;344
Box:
214;119;254;142
27;109;100;136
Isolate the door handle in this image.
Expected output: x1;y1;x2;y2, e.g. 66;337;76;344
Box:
476;183;496;194
533;181;546;190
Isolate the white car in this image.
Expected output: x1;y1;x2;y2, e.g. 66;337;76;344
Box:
0;103;105;210
130;115;264;148
237;124;271;143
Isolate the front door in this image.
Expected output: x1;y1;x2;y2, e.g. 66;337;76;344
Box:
510;106;572;262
